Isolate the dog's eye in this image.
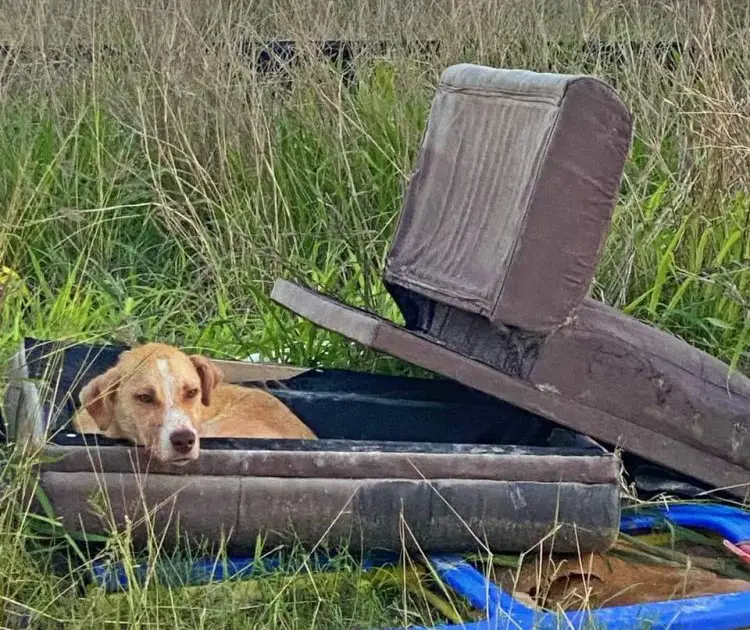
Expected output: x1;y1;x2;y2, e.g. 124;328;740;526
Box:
185;388;199;399
136;393;155;404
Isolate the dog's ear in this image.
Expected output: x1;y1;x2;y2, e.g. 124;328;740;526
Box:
79;367;120;431
189;355;224;406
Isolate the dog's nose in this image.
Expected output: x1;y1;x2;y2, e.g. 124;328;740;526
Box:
170;429;196;455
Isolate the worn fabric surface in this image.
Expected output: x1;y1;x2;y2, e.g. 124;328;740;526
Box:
531;298;750;470
38;472;620;553
385;63;632;333
42;443;619;484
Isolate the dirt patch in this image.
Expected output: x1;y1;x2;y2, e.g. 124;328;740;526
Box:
492;552;750;610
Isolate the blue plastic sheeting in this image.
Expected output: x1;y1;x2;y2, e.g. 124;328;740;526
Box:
91;551;400;592
92;503;750;630
93;550;750;630
382;555;750;630
620;503;750;546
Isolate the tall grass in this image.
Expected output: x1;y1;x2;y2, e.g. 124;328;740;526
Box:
0;0;749;626
0;0;747;371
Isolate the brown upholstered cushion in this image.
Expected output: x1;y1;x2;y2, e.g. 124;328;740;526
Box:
38;471;620;553
530;299;750;470
384;64;632;333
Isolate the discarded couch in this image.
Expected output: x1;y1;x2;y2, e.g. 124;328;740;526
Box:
3;337;622;554
271;63;750;499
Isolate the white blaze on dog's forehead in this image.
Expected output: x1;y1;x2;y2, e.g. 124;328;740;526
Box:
155;356;198;461
156;358;174;406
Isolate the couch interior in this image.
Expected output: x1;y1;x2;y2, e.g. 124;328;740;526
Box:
3;338;615;458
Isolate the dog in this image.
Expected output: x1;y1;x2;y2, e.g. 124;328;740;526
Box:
72;343;316;464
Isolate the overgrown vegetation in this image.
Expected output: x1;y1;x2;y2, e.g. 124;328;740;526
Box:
0;0;748;626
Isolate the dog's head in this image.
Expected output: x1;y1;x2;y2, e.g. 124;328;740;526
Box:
78;343;224;464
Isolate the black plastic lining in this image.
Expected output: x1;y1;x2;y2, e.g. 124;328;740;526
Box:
621;454;712;500
247;368;554;445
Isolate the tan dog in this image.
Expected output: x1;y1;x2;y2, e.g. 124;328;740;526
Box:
73;343;316;464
